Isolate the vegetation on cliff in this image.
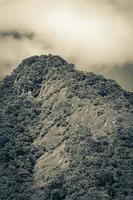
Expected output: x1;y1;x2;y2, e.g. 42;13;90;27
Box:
0;55;133;200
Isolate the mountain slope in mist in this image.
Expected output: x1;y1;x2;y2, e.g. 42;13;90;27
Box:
0;55;133;200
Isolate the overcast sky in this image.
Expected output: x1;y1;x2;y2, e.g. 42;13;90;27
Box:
0;0;133;91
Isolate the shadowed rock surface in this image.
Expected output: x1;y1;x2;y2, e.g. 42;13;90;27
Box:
0;54;133;200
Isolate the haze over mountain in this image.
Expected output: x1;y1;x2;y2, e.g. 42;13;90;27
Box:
0;0;133;91
0;55;133;200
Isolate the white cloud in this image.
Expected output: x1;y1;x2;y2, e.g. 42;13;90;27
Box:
0;0;133;76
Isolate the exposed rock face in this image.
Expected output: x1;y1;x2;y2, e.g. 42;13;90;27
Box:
0;54;133;200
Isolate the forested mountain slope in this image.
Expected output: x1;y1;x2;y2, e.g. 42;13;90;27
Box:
0;54;133;200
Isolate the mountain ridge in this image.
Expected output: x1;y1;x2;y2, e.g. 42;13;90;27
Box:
0;54;133;200
1;54;132;105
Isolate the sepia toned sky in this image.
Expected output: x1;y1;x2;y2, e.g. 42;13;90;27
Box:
0;0;133;91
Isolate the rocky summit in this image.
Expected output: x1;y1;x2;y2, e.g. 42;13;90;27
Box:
0;54;133;200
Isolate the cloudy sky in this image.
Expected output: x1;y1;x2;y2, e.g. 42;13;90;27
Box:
0;0;133;91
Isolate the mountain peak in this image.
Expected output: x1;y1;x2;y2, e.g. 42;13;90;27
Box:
0;54;133;200
21;54;68;67
2;54;132;103
1;54;133;107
